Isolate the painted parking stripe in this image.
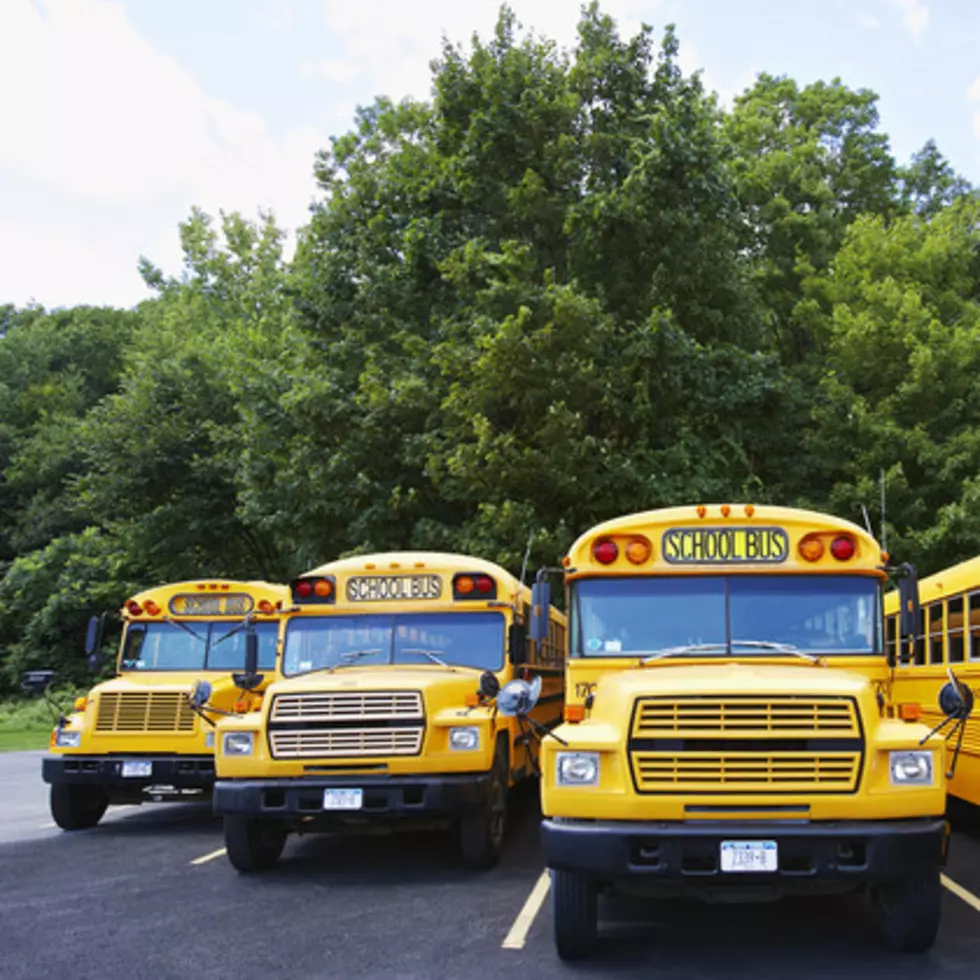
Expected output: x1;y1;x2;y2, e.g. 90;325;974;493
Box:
942;873;980;913
503;870;551;949
190;847;227;866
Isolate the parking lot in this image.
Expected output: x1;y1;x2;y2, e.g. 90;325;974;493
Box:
4;750;980;980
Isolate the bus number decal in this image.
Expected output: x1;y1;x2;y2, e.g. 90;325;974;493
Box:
575;682;597;699
662;527;789;564
346;575;443;603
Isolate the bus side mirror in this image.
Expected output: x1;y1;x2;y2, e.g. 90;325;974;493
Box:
897;566;920;639
21;670;55;695
189;680;212;709
530;581;550;644
509;622;527;665
232;630;264;692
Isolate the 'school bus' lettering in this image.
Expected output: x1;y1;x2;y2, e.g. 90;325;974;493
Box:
168;594;254;616
345;574;443;603
661;526;789;564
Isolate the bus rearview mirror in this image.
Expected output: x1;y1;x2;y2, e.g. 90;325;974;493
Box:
530;581;550;644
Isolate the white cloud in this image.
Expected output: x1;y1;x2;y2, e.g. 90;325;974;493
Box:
315;0;652;103
0;0;321;306
891;0;929;41
858;11;880;29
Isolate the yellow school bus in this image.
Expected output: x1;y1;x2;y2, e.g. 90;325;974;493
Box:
40;579;287;830
208;551;566;872
884;555;980;807
534;505;956;959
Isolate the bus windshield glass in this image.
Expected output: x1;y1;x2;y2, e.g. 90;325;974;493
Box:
283;612;505;676
571;575;881;657
120;621;278;671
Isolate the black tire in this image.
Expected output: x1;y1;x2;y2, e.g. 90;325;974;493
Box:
49;784;108;831
224;815;287;873
870;870;942;952
460;745;508;870
552;868;598;960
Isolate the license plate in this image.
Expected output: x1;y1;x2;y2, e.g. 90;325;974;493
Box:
121;760;153;778
323;788;362;810
720;840;778;873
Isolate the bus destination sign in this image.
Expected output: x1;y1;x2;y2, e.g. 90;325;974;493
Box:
168;594;254;616
662;526;789;565
346;574;443;603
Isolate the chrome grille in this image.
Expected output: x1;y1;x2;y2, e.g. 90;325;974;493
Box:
95;692;196;733
271;691;423;723
270;728;423;758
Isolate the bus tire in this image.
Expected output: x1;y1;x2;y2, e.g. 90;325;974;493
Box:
224;815;287;873
552;868;598;960
870;870;942;952
50;784;109;830
460;745;508;870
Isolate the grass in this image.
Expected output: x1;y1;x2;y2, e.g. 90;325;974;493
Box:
0;687;87;752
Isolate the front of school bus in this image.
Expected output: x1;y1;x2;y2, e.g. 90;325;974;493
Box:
211;552;564;872
41;580;287;831
539;504;952;960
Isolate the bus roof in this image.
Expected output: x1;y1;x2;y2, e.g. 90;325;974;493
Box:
124;579;289;619
301;552;524;589
885;554;980;611
567;504;882;576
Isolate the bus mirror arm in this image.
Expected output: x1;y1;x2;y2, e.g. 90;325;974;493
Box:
919;667;975;778
232;629;264;692
21;670;70;730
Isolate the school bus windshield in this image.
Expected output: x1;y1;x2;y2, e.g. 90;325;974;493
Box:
283;611;505;675
120;621;278;671
571;575;881;657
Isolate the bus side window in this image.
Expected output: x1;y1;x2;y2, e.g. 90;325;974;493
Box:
970;591;980;660
885;614;896;663
948;595;965;663
913;606;926;666
927;603;943;665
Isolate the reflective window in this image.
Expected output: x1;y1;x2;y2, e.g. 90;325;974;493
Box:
120;621;277;671
948;596;965;664
283;613;505;676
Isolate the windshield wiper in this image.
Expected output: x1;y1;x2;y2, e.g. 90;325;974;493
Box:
730;640;824;665
211;613;255;649
400;648;453;669
640;644;728;665
162;617;207;644
326;649;384;672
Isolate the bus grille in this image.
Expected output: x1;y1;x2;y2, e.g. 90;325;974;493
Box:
632;752;861;793
271;691;423;722
632;697;860;739
270;728;423;758
268;690;425;759
629;696;863;794
95;692;196;733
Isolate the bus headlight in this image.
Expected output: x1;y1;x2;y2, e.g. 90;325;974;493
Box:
54;730;81;748
556;752;600;786
449;727;480;751
222;732;255;756
889;751;933;786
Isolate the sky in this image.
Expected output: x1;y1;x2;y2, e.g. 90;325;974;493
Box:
2;0;979;310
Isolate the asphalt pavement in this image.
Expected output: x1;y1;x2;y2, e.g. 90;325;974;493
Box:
3;751;980;980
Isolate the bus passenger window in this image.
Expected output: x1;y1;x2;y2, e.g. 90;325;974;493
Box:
913;607;926;666
970;592;980;660
927;604;943;665
948;596;965;663
884;615;896;663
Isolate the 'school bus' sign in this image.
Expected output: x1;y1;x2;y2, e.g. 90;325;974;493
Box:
662;526;789;565
345;574;443;603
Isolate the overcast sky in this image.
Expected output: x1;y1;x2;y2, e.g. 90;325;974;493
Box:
2;0;978;310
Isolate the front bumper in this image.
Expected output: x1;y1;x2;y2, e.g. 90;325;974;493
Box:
42;755;215;793
542;817;948;887
213;772;492;825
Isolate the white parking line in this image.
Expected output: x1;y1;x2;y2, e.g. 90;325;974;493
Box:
502;870;550;949
942;873;980;913
190;847;227;866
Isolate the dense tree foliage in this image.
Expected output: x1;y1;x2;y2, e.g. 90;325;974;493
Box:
0;4;976;690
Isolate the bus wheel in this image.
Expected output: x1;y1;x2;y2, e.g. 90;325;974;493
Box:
870;870;942;952
224;816;287;873
552;869;598;960
460;749;508;870
50;784;108;830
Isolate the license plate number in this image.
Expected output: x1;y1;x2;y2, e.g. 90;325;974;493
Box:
121;760;153;778
323;788;362;810
720;840;777;873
